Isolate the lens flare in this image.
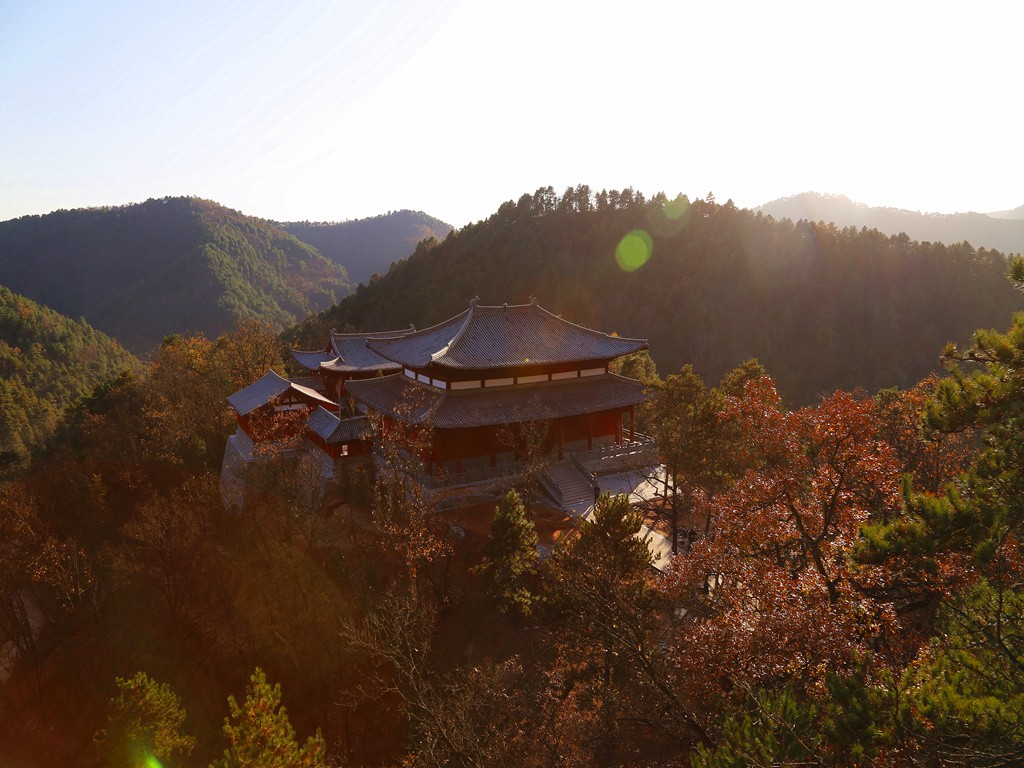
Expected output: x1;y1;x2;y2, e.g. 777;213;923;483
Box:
663;195;689;221
144;755;163;768
615;230;653;272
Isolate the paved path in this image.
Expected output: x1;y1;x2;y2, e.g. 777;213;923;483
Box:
564;465;674;572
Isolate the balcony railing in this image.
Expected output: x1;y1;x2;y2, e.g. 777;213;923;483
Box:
374;434;660;493
575;434;658;470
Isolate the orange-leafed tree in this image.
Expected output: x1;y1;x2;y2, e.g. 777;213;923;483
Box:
663;378;909;720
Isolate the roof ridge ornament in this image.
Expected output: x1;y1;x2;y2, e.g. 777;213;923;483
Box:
529;295;537;305
470;296;479;307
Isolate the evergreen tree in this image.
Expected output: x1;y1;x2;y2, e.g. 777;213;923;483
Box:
859;285;1024;764
544;494;660;750
215;668;326;768
99;671;195;768
473;489;538;616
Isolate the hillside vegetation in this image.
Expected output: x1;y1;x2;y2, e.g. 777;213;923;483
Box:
294;186;1024;405
0;197;349;353
282;209;452;287
0;284;136;465
759;191;1024;255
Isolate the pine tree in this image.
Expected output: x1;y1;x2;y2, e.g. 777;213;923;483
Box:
99;671;195;768
544;493;658;748
473;489;538;616
215;668;326;768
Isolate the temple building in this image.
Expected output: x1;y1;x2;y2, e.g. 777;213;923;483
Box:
222;298;657;507
344;298;654;492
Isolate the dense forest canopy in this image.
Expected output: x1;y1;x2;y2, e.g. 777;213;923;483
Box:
5;307;1024;765
0;197;349;354
282;210;452;287
0;284;137;467
8;187;1024;766
293;186;1024;405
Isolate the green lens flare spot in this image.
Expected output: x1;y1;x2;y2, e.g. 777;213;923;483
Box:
143;755;163;768
615;230;653;272
663;195;689;221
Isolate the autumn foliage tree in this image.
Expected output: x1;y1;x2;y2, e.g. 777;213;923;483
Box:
665;378;908;724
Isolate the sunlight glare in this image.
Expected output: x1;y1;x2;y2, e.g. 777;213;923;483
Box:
615;230;652;272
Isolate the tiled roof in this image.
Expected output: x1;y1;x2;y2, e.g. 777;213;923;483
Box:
366;300;647;370
306;407;371;444
227;370;336;416
290;375;327;393
345;373;648;428
320;330;405;374
290;348;334;371
289;329;409;374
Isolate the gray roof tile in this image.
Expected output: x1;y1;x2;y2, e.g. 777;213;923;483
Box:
306;407;371;444
227;370;336;416
366;301;647;370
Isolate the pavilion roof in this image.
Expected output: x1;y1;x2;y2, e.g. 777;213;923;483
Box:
227;370;336;416
289;329;409;373
345;373;648;429
306;407;371;444
365;300;647;370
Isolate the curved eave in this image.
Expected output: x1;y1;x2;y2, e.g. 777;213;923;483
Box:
365;302;648;370
290;348;335;371
346;373;649;429
227;370;336;416
307;406;370;443
319;360;402;375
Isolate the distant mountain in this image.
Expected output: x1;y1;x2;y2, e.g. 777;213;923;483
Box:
0;197;350;354
291;185;1024;406
0;284;137;465
989;204;1024;221
281;210;452;287
758;192;1024;254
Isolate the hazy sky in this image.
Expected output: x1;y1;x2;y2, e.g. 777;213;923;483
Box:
2;1;1020;227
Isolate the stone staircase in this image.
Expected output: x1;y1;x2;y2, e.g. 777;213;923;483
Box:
544;461;597;507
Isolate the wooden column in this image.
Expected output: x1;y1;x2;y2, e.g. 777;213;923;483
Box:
629;406;636;442
558;422;564;461
587;416;593;452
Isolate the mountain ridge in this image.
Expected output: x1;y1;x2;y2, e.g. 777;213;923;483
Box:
0;197;350;353
281;210;452;287
758;192;1024;253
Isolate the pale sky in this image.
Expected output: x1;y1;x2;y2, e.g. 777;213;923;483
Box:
2;1;1021;227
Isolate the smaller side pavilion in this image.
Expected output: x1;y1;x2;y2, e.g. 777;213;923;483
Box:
226;369;338;447
290;328;411;403
305;406;373;478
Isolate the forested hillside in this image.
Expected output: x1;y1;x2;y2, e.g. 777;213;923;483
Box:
0;285;136;466
6;312;1024;766
294;186;1024;404
0;198;349;353
759;191;1024;255
282;210;452;287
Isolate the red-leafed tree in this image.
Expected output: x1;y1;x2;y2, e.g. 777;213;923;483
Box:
874;375;977;497
663;378;908;719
